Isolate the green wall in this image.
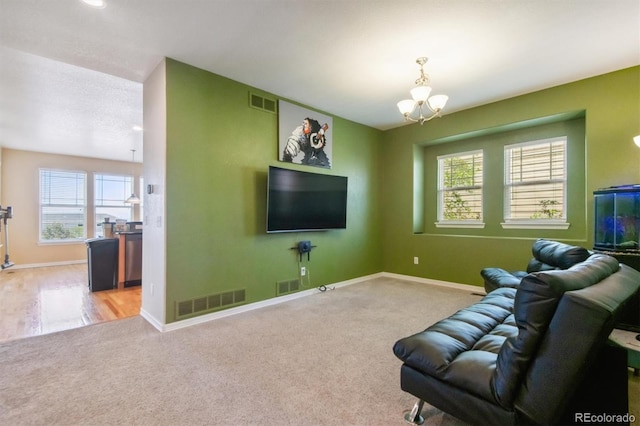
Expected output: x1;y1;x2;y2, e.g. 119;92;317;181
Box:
161;59;639;322
381;66;640;287
164;59;383;323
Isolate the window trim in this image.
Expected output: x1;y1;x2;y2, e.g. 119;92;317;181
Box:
500;220;570;230
435;220;486;229
38;168;87;244
502;137;569;230
435;149;485;229
94;172;135;237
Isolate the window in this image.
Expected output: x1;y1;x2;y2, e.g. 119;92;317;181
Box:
94;174;134;237
503;137;568;229
436;150;484;228
419;117;583;236
39;169;86;242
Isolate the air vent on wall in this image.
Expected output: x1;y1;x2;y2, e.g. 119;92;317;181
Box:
276;278;300;296
176;289;246;319
249;92;277;113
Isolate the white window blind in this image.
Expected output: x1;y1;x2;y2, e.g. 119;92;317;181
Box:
39;169;87;242
504;137;567;224
437;150;483;225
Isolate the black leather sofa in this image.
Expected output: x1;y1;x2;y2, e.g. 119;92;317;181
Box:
393;250;640;425
480;239;592;293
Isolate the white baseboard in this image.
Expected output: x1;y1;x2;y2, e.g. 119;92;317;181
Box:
139;308;164;332
146;272;481;333
2;260;85;270
158;273;383;333
2;264;481;332
380;272;485;294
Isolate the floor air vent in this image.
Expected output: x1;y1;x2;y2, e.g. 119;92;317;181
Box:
249;92;277;113
277;278;300;296
176;289;246;319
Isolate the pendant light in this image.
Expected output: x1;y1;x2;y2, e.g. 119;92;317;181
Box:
397;57;448;125
125;149;140;204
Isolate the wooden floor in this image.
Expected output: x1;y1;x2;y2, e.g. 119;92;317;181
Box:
0;263;140;343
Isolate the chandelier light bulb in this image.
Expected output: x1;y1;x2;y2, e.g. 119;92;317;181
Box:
410;85;432;103
397;99;417;116
427;94;449;112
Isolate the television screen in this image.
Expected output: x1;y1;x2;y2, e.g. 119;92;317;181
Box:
267;166;348;233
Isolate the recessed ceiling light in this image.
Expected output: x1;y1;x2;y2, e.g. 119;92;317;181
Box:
132;125;143;132
81;0;106;9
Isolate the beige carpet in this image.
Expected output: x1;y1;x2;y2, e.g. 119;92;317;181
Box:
0;277;637;425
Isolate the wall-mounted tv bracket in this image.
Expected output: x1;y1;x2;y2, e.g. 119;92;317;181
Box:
290;240;317;261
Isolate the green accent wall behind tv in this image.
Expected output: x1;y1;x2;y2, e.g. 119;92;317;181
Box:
163;59;383;323
160;58;638;323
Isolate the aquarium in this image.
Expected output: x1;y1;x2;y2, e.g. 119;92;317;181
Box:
594;185;640;252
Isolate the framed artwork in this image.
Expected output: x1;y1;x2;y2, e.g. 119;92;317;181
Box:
278;100;333;169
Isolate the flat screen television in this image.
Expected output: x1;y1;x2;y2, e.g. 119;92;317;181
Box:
266;166;348;233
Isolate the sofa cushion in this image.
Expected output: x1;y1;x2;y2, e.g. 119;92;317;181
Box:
528;239;591;271
490;253;619;408
393;287;517;402
481;268;522;290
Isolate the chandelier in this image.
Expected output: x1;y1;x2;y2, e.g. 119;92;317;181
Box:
397;57;448;125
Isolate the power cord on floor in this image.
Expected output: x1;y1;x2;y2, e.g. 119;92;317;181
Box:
311;270;335;292
317;283;335;292
297;260;335;292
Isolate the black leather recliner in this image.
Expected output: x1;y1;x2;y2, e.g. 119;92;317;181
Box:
393;251;640;425
480;239;591;293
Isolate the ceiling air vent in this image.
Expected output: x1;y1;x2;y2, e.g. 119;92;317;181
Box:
249;92;277;114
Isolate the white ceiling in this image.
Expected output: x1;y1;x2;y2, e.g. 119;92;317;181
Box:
0;0;639;162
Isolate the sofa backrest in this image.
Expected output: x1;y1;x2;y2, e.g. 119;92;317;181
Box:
525;238;592;273
490;253;622;409
515;262;640;424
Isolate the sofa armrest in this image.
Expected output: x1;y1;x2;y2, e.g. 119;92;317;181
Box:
481;268;524;293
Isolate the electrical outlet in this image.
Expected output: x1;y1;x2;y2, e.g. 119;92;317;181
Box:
300;266;306;276
414;257;419;265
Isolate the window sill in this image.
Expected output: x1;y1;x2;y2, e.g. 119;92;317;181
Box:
500;221;570;230
38;239;86;246
435;221;485;229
